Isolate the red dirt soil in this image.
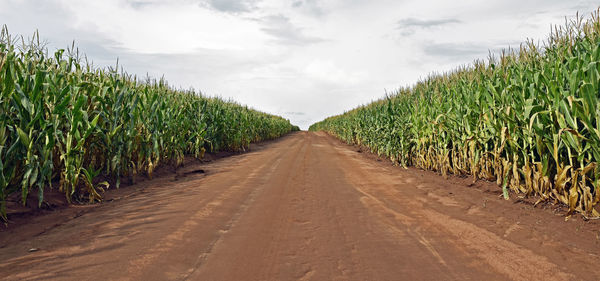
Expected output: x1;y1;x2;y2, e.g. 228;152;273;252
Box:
1;131;599;280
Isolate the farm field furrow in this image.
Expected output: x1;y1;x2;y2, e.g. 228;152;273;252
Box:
1;132;599;281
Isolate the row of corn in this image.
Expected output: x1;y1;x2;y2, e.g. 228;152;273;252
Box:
310;11;600;218
0;27;297;220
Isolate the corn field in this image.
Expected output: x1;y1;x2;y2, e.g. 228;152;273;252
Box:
310;11;600;218
0;27;296;220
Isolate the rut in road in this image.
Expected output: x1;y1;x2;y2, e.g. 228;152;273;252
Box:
1;131;600;281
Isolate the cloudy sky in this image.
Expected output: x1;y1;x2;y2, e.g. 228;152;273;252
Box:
1;0;598;129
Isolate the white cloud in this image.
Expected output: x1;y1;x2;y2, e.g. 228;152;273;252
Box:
259;14;326;46
202;0;260;13
63;0;268;54
304;60;366;85
0;0;598;129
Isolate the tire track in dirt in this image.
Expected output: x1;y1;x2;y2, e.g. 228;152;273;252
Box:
320;132;598;281
1;132;599;280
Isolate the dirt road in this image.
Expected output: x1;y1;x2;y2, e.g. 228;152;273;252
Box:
1;132;600;280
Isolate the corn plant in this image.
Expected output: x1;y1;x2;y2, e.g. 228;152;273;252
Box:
310;10;600;218
0;26;295;220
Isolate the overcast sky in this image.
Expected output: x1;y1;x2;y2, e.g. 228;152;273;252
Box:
1;0;598;129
